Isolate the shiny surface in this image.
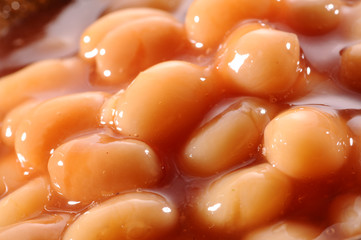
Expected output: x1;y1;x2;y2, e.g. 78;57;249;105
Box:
185;0;275;49
0;58;90;120
0;177;50;227
185;0;344;50
285;0;342;34
79;8;176;62
264;107;351;179
181;98;274;176
194;163;292;233
48;134;163;202
14;92;108;173
95;16;186;84
62;192;178;240
216;28;301;96
110;61;217;144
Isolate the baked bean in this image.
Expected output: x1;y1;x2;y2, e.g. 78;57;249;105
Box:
1;101;39;147
264;107;351;179
0;214;70;240
186;0;342;50
194;163;292;233
79;8;176;61
180;98;274;177
63;192;178;240
340;43;361;92
285;0;342;35
244;221;322;240
0;58;89;121
95;16;186;84
0;177;50;227
0;151;29;195
48;134;163;202
185;0;276;49
329;194;361;238
216;28;301;96
14;92;108;173
111;61;218;144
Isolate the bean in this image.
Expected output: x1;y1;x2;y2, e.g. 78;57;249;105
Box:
63;192;178;240
264;106;351;179
194;163;292;233
216;28;301;96
95;16;186;84
48;134;163;202
180;98;274;177
14;92;108;173
1;101;39;147
285;0;342;35
0;151;29;195
185;0;276;49
0;177;50;227
111;61;218;144
0;58;89;121
185;0;341;50
0;214;70;240
79;8;176;61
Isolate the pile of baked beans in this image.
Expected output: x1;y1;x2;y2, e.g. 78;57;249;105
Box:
1;0;361;239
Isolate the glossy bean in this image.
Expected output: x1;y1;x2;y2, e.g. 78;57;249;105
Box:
0;214;70;240
285;0;342;35
194;163;292;233
0;177;50;227
0;151;30;195
48;134;163;202
14;92;108;173
185;0;277;49
1;101;39;147
185;0;341;50
63;192;178;240
180;98;274;177
95;16;186;84
79;8;176;61
0;58;89;121
216;28;301;96
111;61;218;144
264;107;351;179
